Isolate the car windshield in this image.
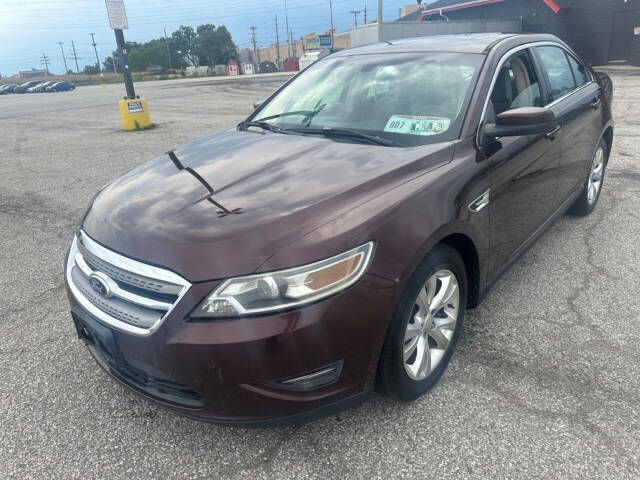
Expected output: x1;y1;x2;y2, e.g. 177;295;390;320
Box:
253;52;484;147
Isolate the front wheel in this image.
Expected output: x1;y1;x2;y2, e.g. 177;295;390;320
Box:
378;244;466;402
569;139;607;216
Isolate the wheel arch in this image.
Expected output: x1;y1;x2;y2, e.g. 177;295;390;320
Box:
602;126;614;164
438;233;481;309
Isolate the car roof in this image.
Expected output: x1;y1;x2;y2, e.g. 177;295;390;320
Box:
332;33;557;56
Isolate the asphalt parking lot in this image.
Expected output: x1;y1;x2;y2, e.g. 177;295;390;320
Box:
1;72;639;479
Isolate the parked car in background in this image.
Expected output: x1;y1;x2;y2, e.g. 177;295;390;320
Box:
65;33;613;426
34;81;57;92
46;81;75;92
13;81;41;93
1;84;18;93
44;82;62;92
0;84;15;94
26;84;44;93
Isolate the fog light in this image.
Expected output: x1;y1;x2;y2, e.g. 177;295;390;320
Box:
268;360;343;390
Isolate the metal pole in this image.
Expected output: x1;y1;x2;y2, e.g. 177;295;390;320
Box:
71;40;80;73
114;28;136;98
329;0;335;47
285;0;291;57
275;16;281;65
41;53;51;73
164;28;173;69
350;10;361;28
57;42;69;74
90;33;101;70
378;0;383;42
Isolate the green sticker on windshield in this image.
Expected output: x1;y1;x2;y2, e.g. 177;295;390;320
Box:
384;115;451;136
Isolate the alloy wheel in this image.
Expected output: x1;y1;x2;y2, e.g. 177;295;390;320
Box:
403;269;460;381
587;146;605;205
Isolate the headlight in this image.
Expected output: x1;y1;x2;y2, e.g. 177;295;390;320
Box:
192;242;375;318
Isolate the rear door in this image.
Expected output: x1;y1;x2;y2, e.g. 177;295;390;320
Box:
480;47;561;281
534;45;602;205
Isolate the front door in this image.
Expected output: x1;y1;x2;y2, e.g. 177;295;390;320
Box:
480;48;561;281
534;45;602;204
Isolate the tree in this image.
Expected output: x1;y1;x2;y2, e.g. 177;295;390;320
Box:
197;23;216;35
128;50;151;71
172;25;199;66
83;63;101;75
103;56;119;72
195;25;239;67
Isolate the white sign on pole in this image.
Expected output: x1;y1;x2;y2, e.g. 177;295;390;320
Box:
105;0;129;30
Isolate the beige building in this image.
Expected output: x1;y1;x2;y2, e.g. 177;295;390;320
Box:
249;30;351;65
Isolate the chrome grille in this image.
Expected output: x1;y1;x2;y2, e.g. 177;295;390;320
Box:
65;231;191;336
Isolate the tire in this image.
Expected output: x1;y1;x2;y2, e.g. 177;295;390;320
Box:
569;138;607;217
378;244;467;402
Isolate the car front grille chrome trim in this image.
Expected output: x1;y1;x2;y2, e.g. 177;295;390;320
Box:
65;231;191;336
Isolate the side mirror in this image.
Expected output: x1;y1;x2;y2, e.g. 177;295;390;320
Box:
483;107;556;141
253;99;266;110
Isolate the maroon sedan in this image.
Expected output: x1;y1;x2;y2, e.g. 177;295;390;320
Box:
65;33;613;426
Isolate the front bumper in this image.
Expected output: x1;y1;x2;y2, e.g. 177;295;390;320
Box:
65;272;396;426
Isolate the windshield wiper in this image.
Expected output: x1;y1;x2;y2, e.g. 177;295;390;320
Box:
240;121;291;134
239;105;327;132
286;126;395;147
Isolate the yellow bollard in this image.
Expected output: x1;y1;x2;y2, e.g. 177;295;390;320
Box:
118;98;152;130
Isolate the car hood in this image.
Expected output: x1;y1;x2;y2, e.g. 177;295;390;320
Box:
83;128;454;282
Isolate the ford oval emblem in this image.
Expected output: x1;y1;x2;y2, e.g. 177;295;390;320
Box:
89;273;111;298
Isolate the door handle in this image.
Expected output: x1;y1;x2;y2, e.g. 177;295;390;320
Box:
545;125;562;140
591;98;602;110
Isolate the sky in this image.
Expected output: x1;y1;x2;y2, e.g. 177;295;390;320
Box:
0;0;414;76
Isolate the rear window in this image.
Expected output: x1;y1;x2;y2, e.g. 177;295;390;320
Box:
566;54;589;87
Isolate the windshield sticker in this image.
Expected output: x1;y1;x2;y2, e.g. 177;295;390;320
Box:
384;115;451;136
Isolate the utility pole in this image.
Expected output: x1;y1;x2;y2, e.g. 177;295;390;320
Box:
57;42;69;74
329;0;335;48
290;29;296;56
250;26;260;64
275;16;281;65
164;28;173;69
89;33;101;70
70;40;80;73
378;0;383;42
40;53;51;73
350;10;361;27
284;0;291;57
364;5;367;24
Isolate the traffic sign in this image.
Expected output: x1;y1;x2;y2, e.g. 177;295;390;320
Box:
105;0;129;30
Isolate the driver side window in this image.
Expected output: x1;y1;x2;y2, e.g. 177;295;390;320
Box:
487;50;542;123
